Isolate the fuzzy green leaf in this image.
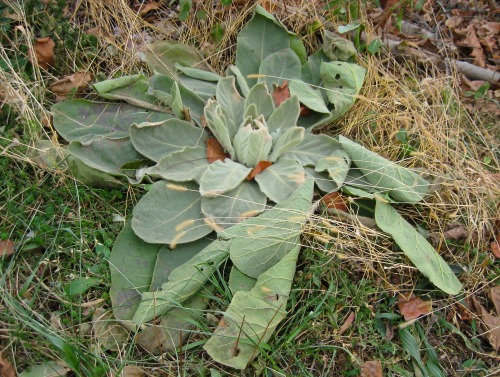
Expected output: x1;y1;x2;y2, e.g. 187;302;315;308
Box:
170;81;184;118
254;159;305;203
235;9;290;87
301;50;328;86
244;82;275;120
177;75;217;101
316;149;351;187
283;133;341;165
204;246;299;369
133;240;230;324
289;80;330;114
175;63;221;81
375;200;462;295
227;65;250;97
132;180;213;245
304;166;338;193
204;100;236;158
130;119;208;162
146;146;209;183
216;76;245;138
67;157;124;188
268;126;304;162
267;96;300;134
322;31;357;61
201;180;268;229
290;35;307;64
52;100;172;144
339;136;429;203
199;159;252;197
228;266;257;294
258;49;301;89
222;178;313;278
233;121;273;168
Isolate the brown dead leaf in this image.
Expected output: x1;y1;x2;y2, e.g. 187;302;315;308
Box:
206;137;229;163
133;1;161;16
338;311;355;336
321;192;349;212
92;308;129;351
0;240;15;257
33;36;55;69
360;360;383;377
491;232;500;259
443;224;469;241
273;80;290;107
113;365;146;377
246;161;272;180
50;72;92;101
490;286;500;315
469;295;500;351
299;105;311;117
397;294;432;321
0;356;16;377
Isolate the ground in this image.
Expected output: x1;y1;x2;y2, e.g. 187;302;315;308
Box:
0;0;499;376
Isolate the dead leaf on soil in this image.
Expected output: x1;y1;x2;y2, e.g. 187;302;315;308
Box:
273;80;290;107
321;192;349;212
33;36;55;69
206;137;229;164
50;72;92;101
491;231;500;259
470;291;500;351
0;356;16;377
92;308;129;351
0;240;15;257
246;161;272;180
360;360;383;377
338;311;355;336
397;294;432;321
113;365;146;377
133;1;161;16
443;224;469;241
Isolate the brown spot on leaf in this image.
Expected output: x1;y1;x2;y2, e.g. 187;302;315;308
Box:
206;137;229;163
273;80;290;107
33;36;55;69
246;161;272;180
397;294;432;321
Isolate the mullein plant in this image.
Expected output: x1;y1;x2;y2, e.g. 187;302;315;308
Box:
47;6;461;369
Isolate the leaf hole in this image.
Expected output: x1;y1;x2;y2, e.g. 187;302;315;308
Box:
335;73;341;80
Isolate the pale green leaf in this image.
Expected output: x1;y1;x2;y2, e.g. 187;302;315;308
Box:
337;23;361;34
289;80;331;114
130;119;208;162
266;96;300;134
93;74;166;112
146;146;209;183
201;180;268;229
375;200;462;295
255;159;305;203
52;100;172;144
177;75;217;101
316;149;351;187
290;35;307;64
64;277;100;297
235;9;290;87
222;178;313;278
322;31;357;61
133;240;230;324
268;126;304;162
175;63;221;81
227;65;250;97
199;159;252;197
170;81;184;119
132;180;213;245
204;100;236;158
143;40;211;75
204;247;300;369
19;361;69;377
301;50;328;86
233;121;273;167
339;136;429;203
216;76;245;138
67;157;124;188
228;266;257;294
244;82;275;120
243;103;258;120
304;166;338;193
258;49;301;89
282;133;341;165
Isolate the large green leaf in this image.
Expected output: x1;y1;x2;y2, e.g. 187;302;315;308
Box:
375;200;462;295
266;96;300;134
282;133;341;165
204;100;236;159
315;149;351;187
143;40;211;75
67;137;144;183
201;180;268;229
228;266;257;294
258;48;301;89
304;166;338;193
339;136;429;203
244;82;275;120
132;180;213;245
133;240;230;324
177;75;218;101
67;157;124;188
109;223;210;321
216;76;245;138
149;74;206;126
227;65;250;97
301;50;328;85
254;159;305;203
233;121;273;168
146;146;209;183
320;61;366;121
204;246;300;369
235;8;290;87
199;159;252;197
268;126;304;162
93;74;166;112
52;100;172;144
222;178;313;278
130;119;208;162
289;80;330;114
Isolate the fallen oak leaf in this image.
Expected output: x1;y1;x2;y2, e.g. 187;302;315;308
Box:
50;72;92;101
246;161;272;180
397;294;432;321
33;36;55;69
0;240;15;257
206;137;229;163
